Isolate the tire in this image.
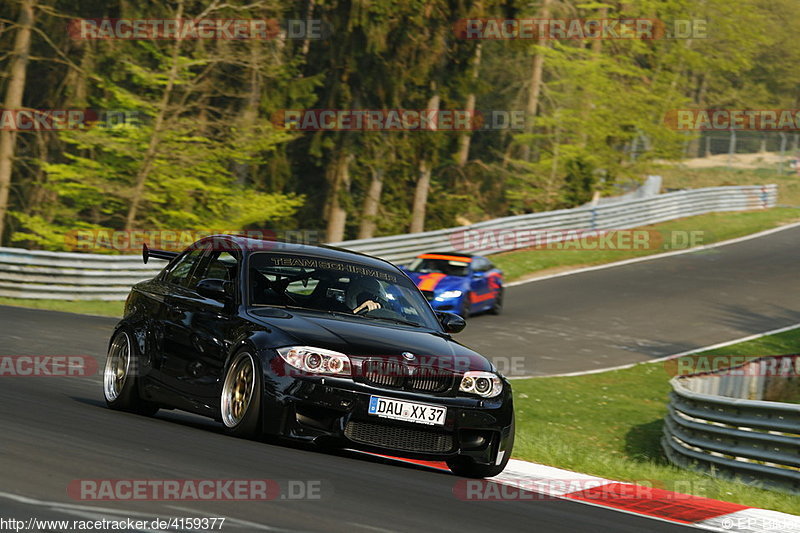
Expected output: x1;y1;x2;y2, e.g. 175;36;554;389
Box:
459;293;471;319
220;350;263;438
489;288;504;315
447;420;514;478
103;330;159;416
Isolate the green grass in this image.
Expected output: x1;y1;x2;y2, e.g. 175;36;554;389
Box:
493;207;800;281
657;166;800;206
511;326;800;515
0;297;124;317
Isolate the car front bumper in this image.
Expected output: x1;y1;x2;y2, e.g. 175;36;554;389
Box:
260;358;514;466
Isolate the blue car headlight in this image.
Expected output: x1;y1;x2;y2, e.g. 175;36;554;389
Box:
437;290;463;300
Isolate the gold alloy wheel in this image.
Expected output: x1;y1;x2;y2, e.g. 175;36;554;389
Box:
103;332;130;402
221;352;256;427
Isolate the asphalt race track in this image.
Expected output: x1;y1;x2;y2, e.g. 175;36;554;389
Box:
2;225;799;531
461;224;800;375
0;321;691;532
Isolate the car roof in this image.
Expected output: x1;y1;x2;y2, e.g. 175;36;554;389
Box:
195;234;399;271
416;251;476;261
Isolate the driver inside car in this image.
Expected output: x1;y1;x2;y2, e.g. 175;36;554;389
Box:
346;276;383;314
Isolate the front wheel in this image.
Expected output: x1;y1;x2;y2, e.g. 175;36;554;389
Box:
103;330;159;416
220;350;263;438
459;293;471;319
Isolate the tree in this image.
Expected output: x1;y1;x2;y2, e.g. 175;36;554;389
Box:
0;0;34;245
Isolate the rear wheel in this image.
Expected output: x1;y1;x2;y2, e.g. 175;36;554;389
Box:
103;330;159;416
489;288;504;315
221;350;263;438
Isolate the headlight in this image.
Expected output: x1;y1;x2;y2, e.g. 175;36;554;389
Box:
437;290;463;299
277;346;352;376
459;371;503;398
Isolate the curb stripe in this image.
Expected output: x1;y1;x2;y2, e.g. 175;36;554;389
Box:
370;455;800;531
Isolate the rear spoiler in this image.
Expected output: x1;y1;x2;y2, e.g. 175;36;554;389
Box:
142;243;179;264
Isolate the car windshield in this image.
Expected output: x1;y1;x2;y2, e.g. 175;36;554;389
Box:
248;252;440;329
407;257;470;277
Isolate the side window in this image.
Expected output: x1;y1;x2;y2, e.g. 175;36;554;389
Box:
203;251;239;282
190;250;240;292
163;249;205;287
473;258;490;272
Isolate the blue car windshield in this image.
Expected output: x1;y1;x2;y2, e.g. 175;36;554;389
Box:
248;252;440;329
407;258;470;277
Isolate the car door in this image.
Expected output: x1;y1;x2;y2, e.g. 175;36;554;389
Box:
159;247;239;410
469;257;492;310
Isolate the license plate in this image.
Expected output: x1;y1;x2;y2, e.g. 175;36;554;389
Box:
367;396;446;426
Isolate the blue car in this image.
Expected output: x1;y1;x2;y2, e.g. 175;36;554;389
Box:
401;252;504;318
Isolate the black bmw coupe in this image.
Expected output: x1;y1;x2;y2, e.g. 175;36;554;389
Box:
103;235;514;477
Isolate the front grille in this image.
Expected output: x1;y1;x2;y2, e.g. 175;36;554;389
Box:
360;359;453;393
408;365;452;393
345;421;453;453
363;360;406;388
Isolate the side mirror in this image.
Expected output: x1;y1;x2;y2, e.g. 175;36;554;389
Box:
197;278;232;302
437;312;466;334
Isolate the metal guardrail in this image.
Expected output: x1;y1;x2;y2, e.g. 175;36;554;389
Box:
662;355;800;494
0;184;777;300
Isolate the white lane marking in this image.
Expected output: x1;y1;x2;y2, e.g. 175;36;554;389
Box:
166;505;290;532
504;220;800;288
0;491;299;533
0;491;163;531
348;523;400;533
512;322;800;379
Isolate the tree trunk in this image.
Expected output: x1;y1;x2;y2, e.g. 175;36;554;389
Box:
455;43;481;167
410;159;432;234
410;90;440;233
357;166;383;239
233;40;262;185
0;0;35;245
124;0;184;231
520;0;550;162
325;151;351;242
687;74;707;157
579;5;606;147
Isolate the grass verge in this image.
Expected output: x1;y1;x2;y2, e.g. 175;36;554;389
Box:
492;207;799;281
511;327;800;515
0;297;124;317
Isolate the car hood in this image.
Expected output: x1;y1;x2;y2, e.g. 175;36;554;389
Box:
248;308;490;372
403;271;467;293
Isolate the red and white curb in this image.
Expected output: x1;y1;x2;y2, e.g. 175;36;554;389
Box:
366;454;800;532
